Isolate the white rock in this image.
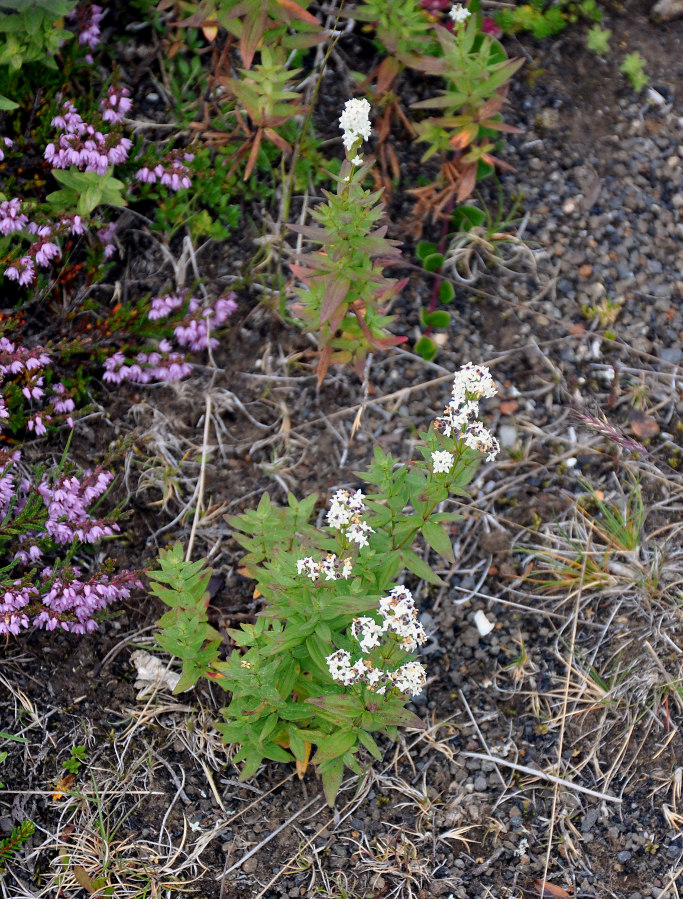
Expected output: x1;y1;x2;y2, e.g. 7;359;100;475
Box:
474;610;495;637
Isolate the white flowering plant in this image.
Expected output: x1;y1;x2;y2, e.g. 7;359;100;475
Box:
289;98;408;385
152;364;501;804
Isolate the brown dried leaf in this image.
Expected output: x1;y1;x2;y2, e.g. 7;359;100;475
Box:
535;880;572;898
629;410;659;439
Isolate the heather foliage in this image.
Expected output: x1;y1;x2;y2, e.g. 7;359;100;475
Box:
153;365;501;803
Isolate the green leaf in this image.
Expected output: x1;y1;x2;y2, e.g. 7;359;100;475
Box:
438;280;455;304
452;205;486;231
357;729;382;761
586;24;610;55
422;252;444;272
320;758;344;805
312;729;356;765
0;94;18;110
619;51;648;92
415;336;438;362
287;726;307;761
421;520;455;563
416;240;437;261
401;549;445;586
421;309;450;329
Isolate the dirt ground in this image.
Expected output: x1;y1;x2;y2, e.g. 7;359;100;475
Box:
1;3;683;898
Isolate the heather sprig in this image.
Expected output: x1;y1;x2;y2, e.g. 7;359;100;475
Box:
102;290;238;385
0;337;77;436
1;87;196;288
153;364;502;804
289;98;407;385
0;448;141;636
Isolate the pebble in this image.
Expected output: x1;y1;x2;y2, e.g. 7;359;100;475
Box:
498;424;518;449
617;850;632;863
661;347;683;364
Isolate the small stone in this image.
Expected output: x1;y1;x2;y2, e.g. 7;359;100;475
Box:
461;628;481;648
617;850;632;863
474;775;487;791
578;264;593;278
498;424;518;449
242;856;259;874
661;347;683;364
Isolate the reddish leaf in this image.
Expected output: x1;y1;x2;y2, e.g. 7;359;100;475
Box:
240;7;267;70
449;124;478;150
243;129;263;181
376;55;401;94
478;95;504;118
316;345;333;387
264;127;292;155
456;164;477;202
277;0;320;25
535;881;572;898
73;866;99;895
320;276;350;324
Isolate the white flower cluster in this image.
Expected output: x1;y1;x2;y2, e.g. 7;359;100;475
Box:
297;554;353;582
431;450;454;474
326;489;374;548
325;586;427;696
339;98;372;156
326;649;427;697
449;3;471;24
378;585;427;651
432;362;500;468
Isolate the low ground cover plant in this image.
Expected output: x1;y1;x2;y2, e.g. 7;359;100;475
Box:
151;363;501;803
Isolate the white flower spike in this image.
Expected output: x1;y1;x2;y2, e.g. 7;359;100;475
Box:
339;98;372;152
450;3;471;24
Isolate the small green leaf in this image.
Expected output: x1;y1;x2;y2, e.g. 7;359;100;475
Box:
452;205;486;231
312;729;356;765
401;549;445;586
422;252;444;272
321;758;344;806
422;310;450;329
421;520;455;563
0;94;18;110
619;51;648;92
438;280;455;304
415;336;438;361
586;24;610;55
416;240;438;261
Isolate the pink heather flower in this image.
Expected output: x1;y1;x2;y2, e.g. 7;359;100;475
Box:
100;86;132;123
135;166;157;184
97;221;118;259
173;293;237;351
0;199;29;235
138;149;193;192
71;3;104;50
0;137;11;162
22;377;45;400
4;256;35;286
34;240;61;267
148;293;185;320
27;414;48;436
